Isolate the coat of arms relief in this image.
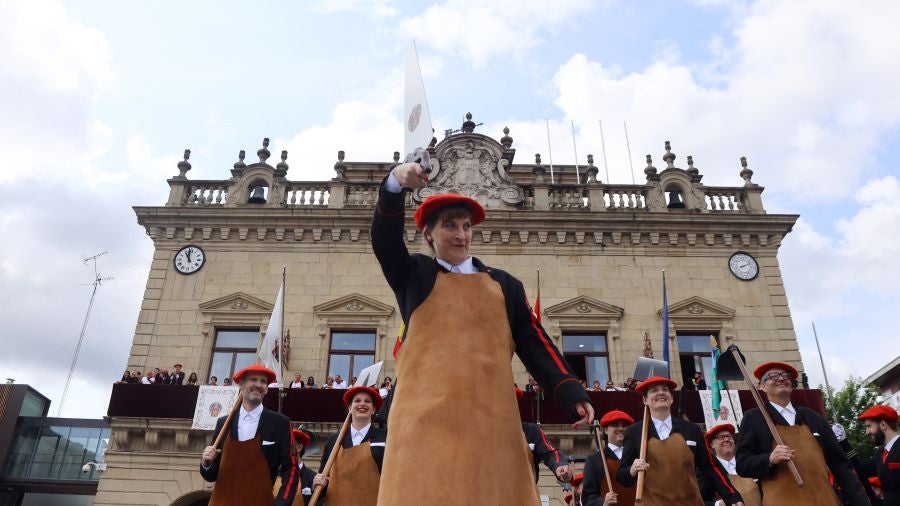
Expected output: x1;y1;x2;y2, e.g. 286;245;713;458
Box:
412;138;525;208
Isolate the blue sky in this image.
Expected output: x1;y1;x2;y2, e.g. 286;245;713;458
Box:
1;0;898;418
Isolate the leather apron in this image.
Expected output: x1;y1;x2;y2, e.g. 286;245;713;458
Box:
377;272;540;505
725;474;762;506
209;432;274;506
326;441;380;506
600;458;636;506
642;433;704;505
760;425;842;506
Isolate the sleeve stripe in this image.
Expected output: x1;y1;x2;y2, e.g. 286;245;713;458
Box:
283;429;298;501
706;445;735;495
524;293;570;374
376;205;404;217
539;427;560;465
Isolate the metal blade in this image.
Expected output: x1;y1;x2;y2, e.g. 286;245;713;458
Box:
632;356;670;381
355;361;384;388
404;41;433;159
716;345;747;381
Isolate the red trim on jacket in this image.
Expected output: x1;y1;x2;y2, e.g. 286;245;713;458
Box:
524;293;569;374
283;430;298;501
376;205;404;217
539;426;561;464
706;446;736;495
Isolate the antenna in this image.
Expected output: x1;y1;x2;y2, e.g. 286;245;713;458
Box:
571;119;580;184
624;121;636;185
545;119;555;184
57;252;113;417
598;120;610;183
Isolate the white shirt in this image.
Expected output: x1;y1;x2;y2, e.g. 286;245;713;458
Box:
351;423;371;447
652;415;673;440
607;443;623;460
290;381;304;388
770;401;796;425
886;434;899;452
333;380;348;389
717;456;737;475
436;257;476;274
238;404;264;442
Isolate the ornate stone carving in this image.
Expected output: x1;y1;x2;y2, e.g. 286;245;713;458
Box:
576;303;591;313
686;303;704;314
414;137;524;207
346;300;364;311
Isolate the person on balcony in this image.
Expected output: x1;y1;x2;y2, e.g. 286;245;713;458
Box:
583;409;635;506
200;364;297;506
371;161;593;504
313;385;386;505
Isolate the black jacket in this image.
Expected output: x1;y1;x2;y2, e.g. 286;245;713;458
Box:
371;181;589;418
583;447;617;506
295;464;317;506
616;416;743;505
200;408;298;506
857;440;900;506
523;422;568;483
736;404;869;506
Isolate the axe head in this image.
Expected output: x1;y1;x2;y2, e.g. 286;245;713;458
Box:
632;356;670;381
716;344;747;381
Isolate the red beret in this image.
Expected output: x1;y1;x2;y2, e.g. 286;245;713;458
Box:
636;376;677;395
572;472;584;487
858;405;898;423
704;423;736;446
869;476;882;488
514;387;524;399
233;364;277;384
342;386;384;410
412;194;485;231
753;362;798;381
600;410;635;427
292;429;311;447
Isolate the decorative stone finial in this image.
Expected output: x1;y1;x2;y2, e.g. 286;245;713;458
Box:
740;156;753;185
644;154;658;180
686;155;702;183
461;112;476;133
231;149;246;177
587;154;594;166
275;150;289;177
586;154;599;183
334;150;347;180
257;138;271;164
533;153;545;183
177;149;191;177
535;153;542;165
500;126;513;149
393;151;400;163
663;141;676;169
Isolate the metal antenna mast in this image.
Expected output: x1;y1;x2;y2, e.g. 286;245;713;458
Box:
57;252;113;417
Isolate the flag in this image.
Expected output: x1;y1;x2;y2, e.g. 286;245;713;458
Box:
392;321;406;359
661;271;670;377
259;281;284;384
404;40;433;154
533;269;542;323
711;335;722;420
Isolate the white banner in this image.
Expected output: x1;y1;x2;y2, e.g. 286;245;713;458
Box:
191;386;240;430
259;282;284;385
699;389;745;429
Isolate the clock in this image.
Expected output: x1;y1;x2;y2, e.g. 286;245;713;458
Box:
173;245;206;275
728;252;759;281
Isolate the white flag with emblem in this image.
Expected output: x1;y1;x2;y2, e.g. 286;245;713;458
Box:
404;40;433;154
259;281;283;385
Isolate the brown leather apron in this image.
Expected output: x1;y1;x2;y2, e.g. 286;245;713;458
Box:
377;272;540;505
326;441;380;506
642;433;703;505
726;474;762;506
209;432;274;506
600;458;636;506
760;425;842;506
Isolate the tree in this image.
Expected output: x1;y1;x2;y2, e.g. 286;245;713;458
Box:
821;375;880;460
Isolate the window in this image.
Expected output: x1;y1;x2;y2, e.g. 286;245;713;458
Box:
677;333;716;390
209;329;259;383
562;334;610;386
2;421;109;482
328;331;376;381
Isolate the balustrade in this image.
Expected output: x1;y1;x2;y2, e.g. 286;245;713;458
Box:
284;182;330;207
704;187;743;213
604;186;647;210
185;182;228;206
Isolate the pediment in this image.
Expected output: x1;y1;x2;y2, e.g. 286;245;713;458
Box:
313;293;395;318
658;296;735;319
544;296;625;318
199;292;274;314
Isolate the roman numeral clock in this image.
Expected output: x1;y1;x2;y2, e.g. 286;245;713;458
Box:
173;245;206;275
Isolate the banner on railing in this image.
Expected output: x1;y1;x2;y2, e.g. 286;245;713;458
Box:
699;389;744;428
191;386;240;430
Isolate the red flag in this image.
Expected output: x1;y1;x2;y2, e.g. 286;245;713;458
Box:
533;268;542;323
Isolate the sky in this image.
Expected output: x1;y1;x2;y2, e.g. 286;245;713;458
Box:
1;0;898;418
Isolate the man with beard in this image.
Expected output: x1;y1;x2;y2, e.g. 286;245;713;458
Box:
583;410;635;505
200;365;297;506
736;362;869;506
858;405;899;505
617;376;744;506
705;423;761;506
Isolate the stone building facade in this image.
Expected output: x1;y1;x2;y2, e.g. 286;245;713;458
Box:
96;115;801;505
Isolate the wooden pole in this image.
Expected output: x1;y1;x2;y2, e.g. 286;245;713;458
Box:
309;411;353;506
592;420;615;495
635;404;650;502
212;391;244;450
729;348;804;487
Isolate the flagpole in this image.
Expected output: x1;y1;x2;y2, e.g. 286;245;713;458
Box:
536;267;542;425
571;119;580;184
546;119;555;184
598;120;610;183
661;270;670;378
278;266;286;414
812;321;835;416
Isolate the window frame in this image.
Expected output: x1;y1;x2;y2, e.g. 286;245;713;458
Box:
207;327;260;382
327;330;377;382
561;332;611;387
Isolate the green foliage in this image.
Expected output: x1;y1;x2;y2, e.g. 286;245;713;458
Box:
821;376;880;460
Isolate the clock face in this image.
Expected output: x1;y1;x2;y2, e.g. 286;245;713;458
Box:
173;245;205;275
729;252;759;281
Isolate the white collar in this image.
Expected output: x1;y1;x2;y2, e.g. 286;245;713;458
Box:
240;403;264;420
717;455;736;467
297;461;304;471
436;257;475;274
652;415;673;429
352;423;371;438
607;442;623;453
769;401;795;415
886;434;899;452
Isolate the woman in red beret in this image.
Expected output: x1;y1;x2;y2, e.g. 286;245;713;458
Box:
313;386;385;506
371;161;593;504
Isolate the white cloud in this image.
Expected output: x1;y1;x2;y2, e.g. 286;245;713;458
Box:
398;0;595;67
309;0;399;18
